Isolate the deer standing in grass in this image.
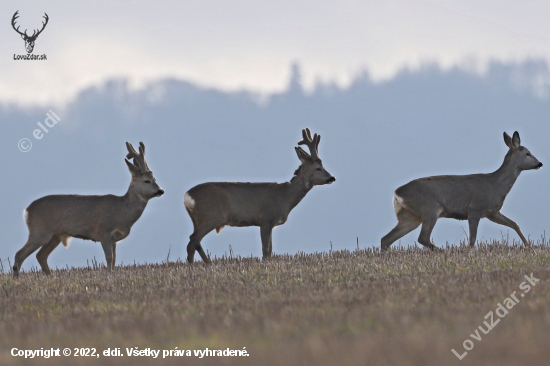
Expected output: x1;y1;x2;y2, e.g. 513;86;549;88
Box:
13;142;164;277
183;128;335;263
381;132;542;251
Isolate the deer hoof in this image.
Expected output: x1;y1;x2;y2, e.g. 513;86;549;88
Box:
430;246;443;253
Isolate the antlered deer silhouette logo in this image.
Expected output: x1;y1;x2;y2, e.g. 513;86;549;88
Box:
12;11;49;54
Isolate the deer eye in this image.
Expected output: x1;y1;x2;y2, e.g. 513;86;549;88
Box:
526;153;531;157
144;180;151;184
316;168;322;172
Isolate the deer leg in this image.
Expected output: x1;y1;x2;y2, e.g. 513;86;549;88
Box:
467;214;481;247
112;243;117;271
196;245;211;264
381;209;421;251
260;225;273;259
13;233;52;278
186;235;196;263
417;213;439;250
36;235;61;275
187;230;212;264
487;211;529;246
100;240;115;272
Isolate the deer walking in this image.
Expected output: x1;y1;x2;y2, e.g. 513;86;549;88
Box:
183;128;335;263
13;142;164;277
381;132;542;251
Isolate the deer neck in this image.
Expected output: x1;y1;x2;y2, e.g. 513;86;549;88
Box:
491;153;521;195
122;183;149;219
287;170;312;210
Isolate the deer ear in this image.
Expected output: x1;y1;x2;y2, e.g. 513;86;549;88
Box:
295;147;312;164
512;131;521;148
125;159;140;176
503;132;513;149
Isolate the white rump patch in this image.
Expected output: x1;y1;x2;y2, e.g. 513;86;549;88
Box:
183;192;195;212
393;193;404;216
23;209;29;224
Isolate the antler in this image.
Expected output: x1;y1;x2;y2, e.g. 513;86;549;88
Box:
11;11;49;40
31;13;49;39
126;142;150;174
297;128;321;160
11;11;26;37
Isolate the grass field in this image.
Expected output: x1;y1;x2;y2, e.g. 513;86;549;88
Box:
1;240;549;365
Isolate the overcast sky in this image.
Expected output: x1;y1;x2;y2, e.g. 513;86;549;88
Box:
2;1;550;105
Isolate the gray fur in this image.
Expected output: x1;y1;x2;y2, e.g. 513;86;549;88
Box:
183;128;335;263
13;142;164;277
381;131;542;251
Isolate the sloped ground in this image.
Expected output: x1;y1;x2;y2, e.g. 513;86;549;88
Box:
1;241;549;366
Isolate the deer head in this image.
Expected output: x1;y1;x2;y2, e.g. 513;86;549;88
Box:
503;131;543;171
12;11;49;54
125;142;164;199
295;128;336;187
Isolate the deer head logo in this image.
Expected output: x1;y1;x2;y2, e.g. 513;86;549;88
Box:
12;11;49;54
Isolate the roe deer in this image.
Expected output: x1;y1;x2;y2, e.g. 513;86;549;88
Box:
381;131;542;251
13;142;164;277
183;128;335;263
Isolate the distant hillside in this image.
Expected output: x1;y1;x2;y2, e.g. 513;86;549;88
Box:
2;60;550;270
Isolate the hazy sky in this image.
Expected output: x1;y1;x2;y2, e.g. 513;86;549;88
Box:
2;1;550;105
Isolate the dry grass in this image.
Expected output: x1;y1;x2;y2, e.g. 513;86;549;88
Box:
1;240;549;366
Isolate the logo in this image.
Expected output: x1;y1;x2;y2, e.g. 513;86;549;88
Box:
18;138;32;152
12;10;48;60
17;110;62;153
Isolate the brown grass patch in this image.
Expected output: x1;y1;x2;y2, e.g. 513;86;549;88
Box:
1;240;549;365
